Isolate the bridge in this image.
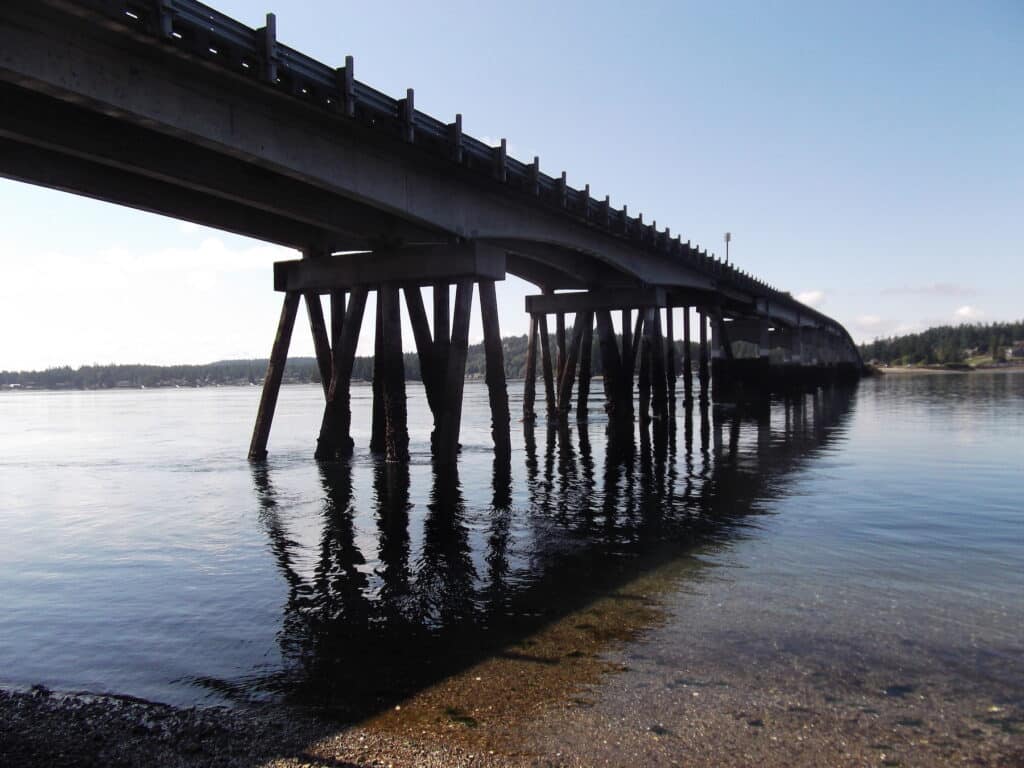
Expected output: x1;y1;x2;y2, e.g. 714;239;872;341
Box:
0;0;863;465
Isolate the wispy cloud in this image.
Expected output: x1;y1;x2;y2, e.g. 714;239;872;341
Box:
881;282;975;297
796;289;825;307
855;314;883;330
954;305;984;320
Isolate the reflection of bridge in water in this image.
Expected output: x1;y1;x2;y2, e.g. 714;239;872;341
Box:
204;386;858;718
0;0;864;467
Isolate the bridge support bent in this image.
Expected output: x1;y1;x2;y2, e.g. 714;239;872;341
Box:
257;243;511;463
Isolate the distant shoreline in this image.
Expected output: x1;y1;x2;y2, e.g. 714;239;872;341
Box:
876;364;1024;375
0;377;530;393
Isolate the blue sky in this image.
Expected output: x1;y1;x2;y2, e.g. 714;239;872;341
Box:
1;0;1021;369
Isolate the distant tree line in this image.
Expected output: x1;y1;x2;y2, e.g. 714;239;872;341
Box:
858;321;1024;366
1;335;701;390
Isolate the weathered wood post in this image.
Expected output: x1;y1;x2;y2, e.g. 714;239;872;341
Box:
638;318;652;426
433;283;450;396
576;310;594;421
523;314;539;422
665;306;677;405
555;312;567;385
620;308;635;423
698;310;710;401
379;283;409;462
315;287;368;460
631;311;644;372
556;313;586;419
621;308;632;373
370;297;386;453
330;291;345;352
648;308;669;420
682;308;693;404
436;280;473;463
595;309;621;418
303;293;332;398
403;285;440;421
538;313;556;418
249;291;300;460
479;279;511;457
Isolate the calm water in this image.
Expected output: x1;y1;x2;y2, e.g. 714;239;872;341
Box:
0;374;1021;719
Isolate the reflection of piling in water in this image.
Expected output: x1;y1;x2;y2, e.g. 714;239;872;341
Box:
315;461;371;627
416;463;476;627
225;381;862;716
374;461;412;616
491;451;512;511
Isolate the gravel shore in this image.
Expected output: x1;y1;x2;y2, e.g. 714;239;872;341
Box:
3;556;1022;767
4;672;1021;768
0;685;496;768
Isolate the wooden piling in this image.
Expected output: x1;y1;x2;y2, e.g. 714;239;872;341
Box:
682;308;693;403
576;311;594;421
557;313;586;418
304;292;332;398
403;285;439;418
479;279;511;457
330;291;345;349
379;283;409;462
315;287;368;460
698;310;710;400
436;280;473;462
648;308;668;420
620;308;634;422
370;298;385;453
555;312;567;385
538;313;556;417
249;291;300;460
638;322;651;426
523;314;539;422
621;308;632;372
631;310;644;371
665;307;677;404
433;283;450;392
595;309;622;419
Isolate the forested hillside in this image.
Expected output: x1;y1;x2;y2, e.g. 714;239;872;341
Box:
1;335;699;390
859;321;1024;365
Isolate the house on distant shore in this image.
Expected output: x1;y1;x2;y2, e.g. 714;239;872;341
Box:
1007;341;1024;360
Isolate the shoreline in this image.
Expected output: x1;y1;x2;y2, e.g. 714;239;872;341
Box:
876;364;1024;375
5;659;1022;768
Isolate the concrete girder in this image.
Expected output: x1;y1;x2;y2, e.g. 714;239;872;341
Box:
524;288;666;316
505;254;586;290
0;82;441;249
274;242;506;292
486;239;639;290
0;2;714;293
0;138;329;250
